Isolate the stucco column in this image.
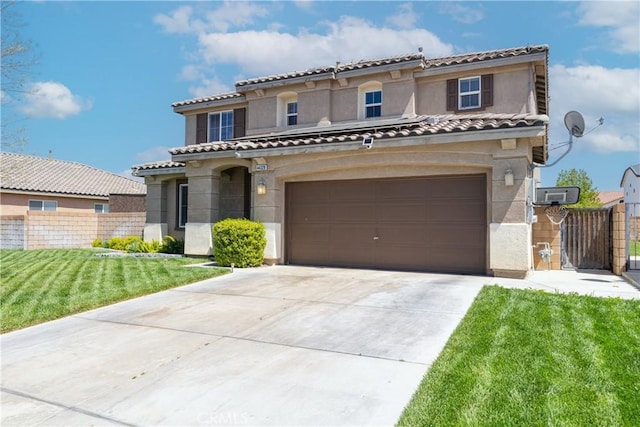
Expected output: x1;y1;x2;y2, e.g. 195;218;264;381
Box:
489;153;532;278
143;179;167;242
184;168;220;256
253;172;281;264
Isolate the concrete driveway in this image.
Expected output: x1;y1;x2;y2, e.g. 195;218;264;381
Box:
3;266;638;426
1;266;491;426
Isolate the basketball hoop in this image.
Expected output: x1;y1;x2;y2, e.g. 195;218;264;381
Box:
544;205;569;225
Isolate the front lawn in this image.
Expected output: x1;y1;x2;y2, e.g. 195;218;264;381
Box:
631;240;640;256
399;286;640;426
0;249;228;333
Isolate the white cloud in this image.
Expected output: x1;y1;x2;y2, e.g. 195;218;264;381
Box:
577;1;640;54
549;64;639;153
438;3;484;24
196;16;452;77
293;0;314;11
20;81;92;119
386;3;419;29
154;1;268;34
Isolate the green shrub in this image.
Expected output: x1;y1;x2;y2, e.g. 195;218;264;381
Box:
107;236;142;251
91;238;105;248
212;219;266;268
127;239;161;253
161;235;184;254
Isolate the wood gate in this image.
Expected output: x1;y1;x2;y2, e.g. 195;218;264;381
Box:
562;208;612;270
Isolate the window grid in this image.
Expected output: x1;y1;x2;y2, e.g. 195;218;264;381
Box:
365;90;382;118
178;184;188;228
208;111;234;142
459;77;480;109
286;102;298;126
28;200;57;211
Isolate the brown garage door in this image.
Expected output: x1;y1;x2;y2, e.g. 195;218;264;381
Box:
285;175;486;274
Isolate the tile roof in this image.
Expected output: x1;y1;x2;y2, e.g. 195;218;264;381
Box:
131;160;185;175
1;152;146;197
598;191;623;206
169;113;548;156
174;45;548;108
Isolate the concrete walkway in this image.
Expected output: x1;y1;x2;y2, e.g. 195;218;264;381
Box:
1;266;638;426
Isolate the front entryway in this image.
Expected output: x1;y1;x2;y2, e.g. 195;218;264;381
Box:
285;175;487;273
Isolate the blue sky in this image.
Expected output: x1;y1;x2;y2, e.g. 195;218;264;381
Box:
2;1;639;191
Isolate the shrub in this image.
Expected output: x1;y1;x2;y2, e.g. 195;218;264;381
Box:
212;219;266;268
127;239;161;253
107;236;143;251
91;238;106;248
161;235;184;254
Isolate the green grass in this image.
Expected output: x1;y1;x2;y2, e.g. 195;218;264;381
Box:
1;249;228;333
398;286;640;427
631;241;640;256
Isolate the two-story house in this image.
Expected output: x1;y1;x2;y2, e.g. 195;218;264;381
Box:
133;45;550;278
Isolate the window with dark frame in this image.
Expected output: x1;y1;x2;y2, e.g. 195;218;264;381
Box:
286;101;298;126
365;90;382;118
208;111;234;142
178;183;188;228
94;203;109;213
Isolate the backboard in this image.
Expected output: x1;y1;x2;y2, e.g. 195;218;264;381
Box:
534;186;580;206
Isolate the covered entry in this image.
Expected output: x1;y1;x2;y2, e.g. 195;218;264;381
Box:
285;175;487;274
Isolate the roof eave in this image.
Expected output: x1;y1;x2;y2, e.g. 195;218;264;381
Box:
132;166;186;177
171;125;546;162
172;95;246;114
414;51;548;78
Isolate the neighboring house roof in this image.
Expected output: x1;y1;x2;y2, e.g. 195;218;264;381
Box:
173;45;548;109
167;112;547;156
1;152;146;197
598;191;624;207
620;164;640;186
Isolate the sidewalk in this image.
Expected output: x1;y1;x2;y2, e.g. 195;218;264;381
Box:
491;269;640;300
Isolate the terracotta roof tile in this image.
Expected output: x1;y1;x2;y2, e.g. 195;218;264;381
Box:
1;152;146;197
131;160;185;175
172;92;244;108
168;113;547;157
423;45;548;68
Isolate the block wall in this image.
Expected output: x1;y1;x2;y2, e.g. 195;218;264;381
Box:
0;216;25;249
531;207;562;270
612;203;625;275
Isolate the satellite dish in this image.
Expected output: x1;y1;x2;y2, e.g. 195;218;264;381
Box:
564;111;585;138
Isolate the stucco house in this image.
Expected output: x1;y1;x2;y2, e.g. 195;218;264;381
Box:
1;152;146;215
133;45;551;278
621;164;640;205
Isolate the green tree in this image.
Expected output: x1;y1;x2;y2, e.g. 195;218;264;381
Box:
555;168;602;208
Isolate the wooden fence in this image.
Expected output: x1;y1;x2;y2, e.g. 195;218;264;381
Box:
562;208;612;270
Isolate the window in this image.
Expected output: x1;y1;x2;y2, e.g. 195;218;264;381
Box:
459;77;480;109
28;200;57;211
208;111;234;142
447;74;493;112
178;184;188;228
94;203;109;213
365;90;382;118
286;101;298;126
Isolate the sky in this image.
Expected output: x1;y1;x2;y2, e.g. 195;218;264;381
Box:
2;0;639;192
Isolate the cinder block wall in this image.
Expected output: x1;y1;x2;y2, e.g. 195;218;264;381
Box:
0;216;26;249
531;207;562;270
97;212;146;240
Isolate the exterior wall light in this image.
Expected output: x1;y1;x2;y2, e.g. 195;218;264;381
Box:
504;168;514;187
256;179;267;195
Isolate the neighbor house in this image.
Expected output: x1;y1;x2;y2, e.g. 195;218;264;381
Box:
621;164;640;243
133;45;551;278
1;152;146;215
598;191;623;208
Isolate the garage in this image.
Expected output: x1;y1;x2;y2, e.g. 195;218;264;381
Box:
285;175;487;274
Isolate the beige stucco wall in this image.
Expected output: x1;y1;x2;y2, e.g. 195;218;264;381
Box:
0;192;108;216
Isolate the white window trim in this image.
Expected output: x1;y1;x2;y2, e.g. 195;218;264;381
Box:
94;203;109;213
277;92;298;127
357;81;383;120
28;200;57;211
178;183;188;228
364;90;382;118
208;110;234;142
286;101;298;126
458;76;481;110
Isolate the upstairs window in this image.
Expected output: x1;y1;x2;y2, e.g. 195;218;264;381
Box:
208;111;234;142
28;200;57;211
447;74;493;112
459;77;480;109
286;101;298;126
365;90;382;118
94;203;109;213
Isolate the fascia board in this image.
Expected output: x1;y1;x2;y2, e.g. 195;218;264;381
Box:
335;60;425;79
133;167;185;177
235;72;333;93
171;125;546;161
1;189;110;200
173;97;246;114
414;52;547;78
